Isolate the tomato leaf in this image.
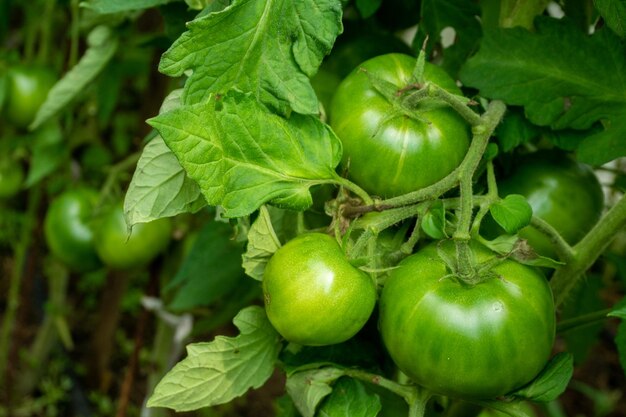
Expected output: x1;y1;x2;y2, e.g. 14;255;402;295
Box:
148;91;343;218
616;321;626;374
489;195;532;234
147;306;281;411
285;367;345;417
242;206;283;281
317;377;381;417
166;220;246;311
413;0;482;77
124;135;206;226
24;123;67;187
608;298;626;320
495;108;541;152
30;26;118;130
594;0;626;38
355;0;382;18
510;352;574;402
80;0;178;14
421;201;447;239
159;0;342;114
460;18;626;164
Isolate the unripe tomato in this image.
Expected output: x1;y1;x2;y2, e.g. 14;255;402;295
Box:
4;65;56;129
497;151;604;258
0;157;24;199
330;53;470;198
262;233;377;346
94;204;172;270
44;188;102;272
379;240;555;399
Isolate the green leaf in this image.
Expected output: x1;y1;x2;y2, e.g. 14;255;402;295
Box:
80;0;178;14
421;201;447;239
24;123;67;187
242;205;282;281
355;0;382;18
594;0;626;37
460;18;626;164
608;298;626;319
495;109;541;152
489;195;532;234
148;91;343;218
414;0;482;77
166;220;246;311
286;367;345;417
124;135;205;226
317;377;381;417
479;234;519;255
30;26;118;130
473;400;535;417
159;0;343;114
147;306;281;411
511;352;574;402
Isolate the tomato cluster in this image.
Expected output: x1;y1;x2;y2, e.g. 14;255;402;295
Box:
44;189;172;272
258;49;609;402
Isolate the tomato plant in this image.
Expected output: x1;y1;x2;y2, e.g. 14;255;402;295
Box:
93;203;172;270
262;232;376;346
379;240;555;399
3;65;56;129
0;157;24;199
43;188;102;272
330;53;471;198
496;151;604;259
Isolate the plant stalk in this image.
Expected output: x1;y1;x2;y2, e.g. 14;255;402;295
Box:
556;308;612;334
551;193;626;307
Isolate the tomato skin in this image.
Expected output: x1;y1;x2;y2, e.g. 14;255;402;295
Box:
263;233;376;346
44;188;102;272
330;53;470;198
0;158;24;199
379;240;555;399
497;151;604;258
94;204;172;270
4;65;56;128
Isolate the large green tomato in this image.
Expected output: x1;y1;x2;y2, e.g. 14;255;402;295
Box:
330;53;470;198
94;204;172;270
497;151;604;259
379;240;555;399
4;65;56;129
263;233;377;346
0;157;24;199
44;188;102;272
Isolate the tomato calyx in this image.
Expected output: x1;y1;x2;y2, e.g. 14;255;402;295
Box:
437;239;508;287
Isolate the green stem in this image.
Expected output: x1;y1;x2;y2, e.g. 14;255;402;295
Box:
0;186;42;389
332;176;374;206
344;369;416;402
529;216;575;263
37;0;56;64
426;84;483;126
98;151;141;207
551;193;626;307
69;0;80;67
556;308;612;334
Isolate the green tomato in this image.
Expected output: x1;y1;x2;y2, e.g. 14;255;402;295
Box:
379;240;555;399
44;188;102;272
497;151;604;258
330;53;470;198
94;204;172;270
263;233;377;346
4;65;56;129
0;158;24;199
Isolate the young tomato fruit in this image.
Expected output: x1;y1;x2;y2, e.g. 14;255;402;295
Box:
379;240;555;399
94;203;172;270
44;188;102;272
4;65;56;129
262;233;376;346
497;151;604;259
330;53;470;198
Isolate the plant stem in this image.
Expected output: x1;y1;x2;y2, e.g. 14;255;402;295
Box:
332;176;374;206
69;0;80;67
98;151;141;208
344;369;416;403
529;216;575;263
556;308;612;334
551;193;626;307
0;186;41;390
427;85;483;126
37;0;55;64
